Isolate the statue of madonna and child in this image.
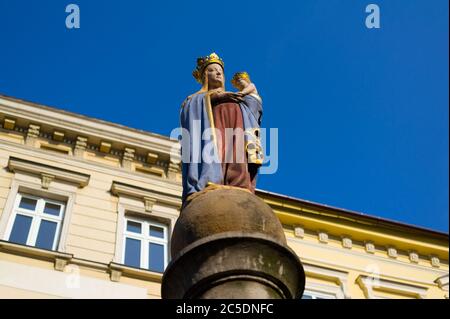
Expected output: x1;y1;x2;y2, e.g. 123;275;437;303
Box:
179;52;264;206
163;53;306;299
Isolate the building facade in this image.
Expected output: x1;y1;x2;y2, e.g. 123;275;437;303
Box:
0;94;448;299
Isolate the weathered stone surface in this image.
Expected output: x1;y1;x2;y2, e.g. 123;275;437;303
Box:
162;188;305;299
171;188;287;257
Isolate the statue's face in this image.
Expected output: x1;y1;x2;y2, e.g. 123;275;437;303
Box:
203;63;224;88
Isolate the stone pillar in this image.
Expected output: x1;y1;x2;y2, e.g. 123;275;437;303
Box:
161;188;305;299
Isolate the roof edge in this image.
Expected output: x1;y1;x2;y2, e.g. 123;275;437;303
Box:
0;93;177;144
256;189;449;238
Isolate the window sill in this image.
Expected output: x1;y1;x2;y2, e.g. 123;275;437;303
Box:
0;240;73;271
109;262;163;283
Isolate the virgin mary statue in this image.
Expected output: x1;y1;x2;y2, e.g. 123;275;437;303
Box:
180;53;263;204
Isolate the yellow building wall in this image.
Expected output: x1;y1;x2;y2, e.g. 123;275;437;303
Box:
0;98;448;299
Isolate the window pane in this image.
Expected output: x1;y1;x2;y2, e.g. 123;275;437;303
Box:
43;202;61;217
149;225;164;239
127;221;142;234
35;220;58;250
9;214;33;245
19;197;37;211
302;294;313;299
148;242;165;272
124;238;141;268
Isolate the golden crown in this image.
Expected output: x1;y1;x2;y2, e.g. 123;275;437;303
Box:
192;52;225;83
231;72;251;89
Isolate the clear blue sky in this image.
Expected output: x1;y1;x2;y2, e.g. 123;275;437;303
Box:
0;1;448;232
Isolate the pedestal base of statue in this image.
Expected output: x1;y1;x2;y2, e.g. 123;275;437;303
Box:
161;188;305;299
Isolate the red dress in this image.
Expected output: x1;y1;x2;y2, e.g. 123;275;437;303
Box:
212;101;258;193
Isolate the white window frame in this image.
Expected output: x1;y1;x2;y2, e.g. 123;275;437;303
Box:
3;192;66;251
302;290;337;299
122;215;168;272
357;275;428;299
302;262;350;298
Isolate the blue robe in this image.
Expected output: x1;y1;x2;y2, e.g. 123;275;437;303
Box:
180;93;263;202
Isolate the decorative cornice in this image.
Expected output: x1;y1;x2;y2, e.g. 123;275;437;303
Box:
274;207;449;261
111;181;182;209
53;131;65;142
409;250;419;263
289;236;449;276
0;141;182;191
294;225;304;239
99;141;112;154
7;156;90;188
365;241;376;254
2;117;16;130
387;246;398;259
41;173;55;189
0;240;73;272
1;104;174;177
74;136;88;157
109;262;162;283
318;231;329;244
430;255;441;268
27;124;40;138
342;236;352;249
288;227;447;269
356;275;428;299
303;262;350;298
143;197;157;212
147;152;159;164
259;189;449;240
0;96;177;156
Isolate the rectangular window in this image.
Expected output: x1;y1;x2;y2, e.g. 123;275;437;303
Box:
124;237;141;268
4;193;65;251
9;214;33;245
122;216;168;273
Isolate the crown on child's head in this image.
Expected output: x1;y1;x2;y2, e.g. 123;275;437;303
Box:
192;52;225;84
231;72;251;88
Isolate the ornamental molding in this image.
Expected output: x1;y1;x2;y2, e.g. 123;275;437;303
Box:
430;255;441;268
387;246;398;259
294;225;304;239
341;236;352;249
109;262;162;283
0;96;177;156
365;241;376;254
0;240;73;272
1;97;179;175
356;275;428;299
0;142;182;192
408;250;419;263
263;193;448;262
7;157;90;188
318;231;329;244
289;236;449;275
111;181;182;209
303;263;350;298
